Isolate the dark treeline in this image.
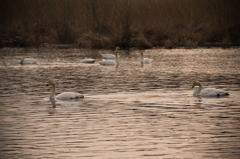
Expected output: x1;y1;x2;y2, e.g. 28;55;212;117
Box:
0;0;240;48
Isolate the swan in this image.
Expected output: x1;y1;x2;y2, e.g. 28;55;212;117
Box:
140;50;152;64
18;58;37;65
80;58;95;63
191;81;229;97
99;50;120;66
46;80;84;100
101;46;120;59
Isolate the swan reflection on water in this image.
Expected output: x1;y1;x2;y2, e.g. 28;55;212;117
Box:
50;97;56;108
47;97;57;114
193;98;203;108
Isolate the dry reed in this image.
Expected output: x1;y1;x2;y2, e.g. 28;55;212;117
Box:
0;0;239;49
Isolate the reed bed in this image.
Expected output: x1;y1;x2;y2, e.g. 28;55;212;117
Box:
0;0;239;48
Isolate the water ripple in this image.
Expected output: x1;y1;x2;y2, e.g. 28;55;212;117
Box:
0;48;240;159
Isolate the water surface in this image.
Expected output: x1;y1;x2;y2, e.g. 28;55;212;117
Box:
0;47;240;159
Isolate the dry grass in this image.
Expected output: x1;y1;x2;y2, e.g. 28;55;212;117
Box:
164;39;175;49
0;0;240;48
76;32;113;49
130;32;152;49
185;40;199;49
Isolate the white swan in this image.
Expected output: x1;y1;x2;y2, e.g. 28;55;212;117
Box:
80;58;95;63
18;58;37;65
101;46;120;59
140;50;152;64
99;51;120;66
101;54;115;59
46;80;84;100
191;81;229;97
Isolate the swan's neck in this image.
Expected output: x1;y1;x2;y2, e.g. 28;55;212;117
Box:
141;53;143;63
50;84;56;98
116;53;119;65
115;46;120;52
194;83;203;96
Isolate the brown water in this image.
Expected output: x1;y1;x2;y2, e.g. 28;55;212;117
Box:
0;47;240;159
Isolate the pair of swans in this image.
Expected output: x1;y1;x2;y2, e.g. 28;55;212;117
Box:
99;50;120;66
99;46;120;66
100;46;152;64
80;46;120;64
46;80;229;101
18;58;37;65
99;49;153;67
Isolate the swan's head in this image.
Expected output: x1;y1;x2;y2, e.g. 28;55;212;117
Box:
141;50;144;55
20;57;25;64
192;81;201;89
116;46;120;50
46;80;56;86
116;50;121;57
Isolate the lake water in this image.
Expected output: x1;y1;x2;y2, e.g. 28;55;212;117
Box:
0;47;240;159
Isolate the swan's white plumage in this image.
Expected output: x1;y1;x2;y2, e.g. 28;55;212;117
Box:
99;50;120;66
56;92;84;100
101;46;120;59
99;60;117;66
198;88;228;96
18;58;37;65
140;51;152;64
80;58;94;63
192;81;229;97
101;54;116;59
142;58;152;64
46;80;84;100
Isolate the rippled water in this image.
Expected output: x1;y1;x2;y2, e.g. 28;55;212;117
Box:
0;47;240;159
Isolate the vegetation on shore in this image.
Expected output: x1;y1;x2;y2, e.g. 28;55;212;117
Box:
0;0;239;49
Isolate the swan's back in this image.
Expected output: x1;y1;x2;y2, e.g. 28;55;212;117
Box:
199;88;229;97
20;58;37;64
99;60;116;66
56;92;84;100
143;58;152;64
80;58;94;63
101;54;116;59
